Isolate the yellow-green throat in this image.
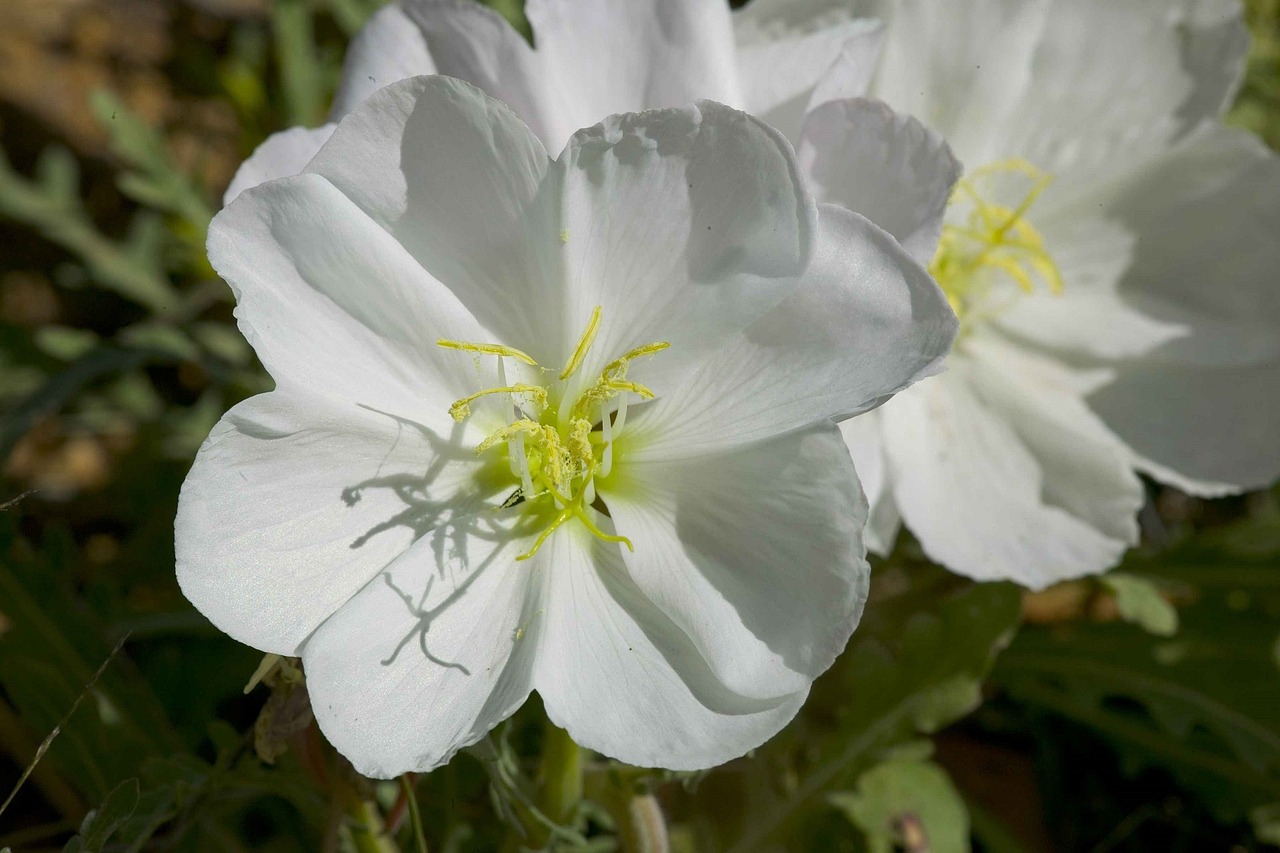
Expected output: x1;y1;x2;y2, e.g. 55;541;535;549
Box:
438;307;668;562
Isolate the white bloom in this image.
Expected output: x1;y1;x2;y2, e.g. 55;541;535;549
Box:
800;0;1280;587
179;76;955;776
222;0;890;203
227;0;1280;589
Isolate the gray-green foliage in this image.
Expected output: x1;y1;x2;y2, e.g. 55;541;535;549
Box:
61;779;139;853
689;574;1021;852
1103;573;1180;637
995;505;1280;825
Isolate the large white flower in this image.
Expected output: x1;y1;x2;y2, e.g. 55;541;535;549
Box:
222;0;894;203
783;0;1280;586
179;75;955;776
229;0;1280;589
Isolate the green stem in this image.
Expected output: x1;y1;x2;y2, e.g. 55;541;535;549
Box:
536;720;582;829
401;775;429;853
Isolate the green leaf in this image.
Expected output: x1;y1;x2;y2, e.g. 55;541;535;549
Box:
118;324;201;362
271;0;328;127
0;521;182;805
35;326;101;362
706;573;1020;852
89;92;213;236
479;0;533;41
995;515;1280;823
831;759;970;853
0;146;177;312
0;346;149;463
63;779;140;853
1102;573;1179;637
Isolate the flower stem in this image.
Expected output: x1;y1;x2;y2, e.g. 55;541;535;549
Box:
535;718;582;834
401;774;429;853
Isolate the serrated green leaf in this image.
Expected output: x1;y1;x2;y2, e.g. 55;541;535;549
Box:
0;146;177;312
89;91;213;235
34;145;80;201
1103;574;1179;637
63;779;140;853
831;759;970;853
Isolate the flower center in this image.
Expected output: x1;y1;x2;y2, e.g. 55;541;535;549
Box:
438;306;668;562
929;159;1063;333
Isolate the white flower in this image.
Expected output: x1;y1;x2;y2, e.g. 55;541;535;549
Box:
796;0;1280;587
220;0;976;574
179;75;955;776
222;0;891;204
229;0;1280;589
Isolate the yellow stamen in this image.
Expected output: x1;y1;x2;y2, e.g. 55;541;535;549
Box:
474;419;545;455
448;384;548;421
929;158;1063;323
439;308;665;561
436;339;538;366
560;305;603;380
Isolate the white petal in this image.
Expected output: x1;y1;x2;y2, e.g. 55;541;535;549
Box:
1102;126;1280;363
1090;360;1280;496
1177;0;1250;126
880;355;1138;588
799;98;961;266
208;172;494;427
868;0;1048;166
304;76;561;361
602;423;868;701
806;25;886;113
1055;127;1280;493
533;526;807;770
176;390;489;655
553;101;817;393
733;0;881;143
626;204;953;459
994;215;1185;360
400;0;564;148
839;412;900;555
964;0;1244;191
966;336;1145;547
400;0;743;153
221;125;334;206
329;3;437;120
303;523;540;778
523;0;743;150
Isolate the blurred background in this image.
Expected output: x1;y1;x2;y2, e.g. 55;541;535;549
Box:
1;0;1279;850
